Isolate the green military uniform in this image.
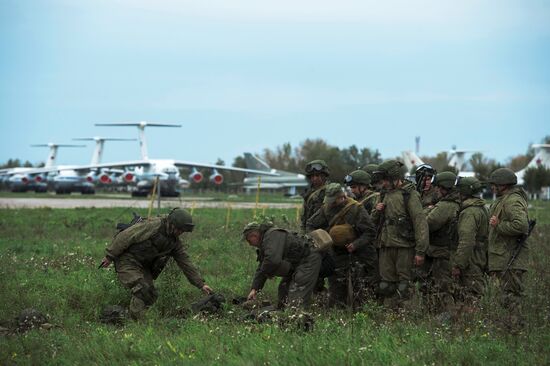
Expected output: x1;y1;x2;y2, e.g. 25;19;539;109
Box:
488;169;529;319
306;193;376;308
421;186;440;208
301;185;327;232
372;179;429;300
106;216;205;319
249;227;321;309
359;190;380;215
453;196;489;302
423;190;461;309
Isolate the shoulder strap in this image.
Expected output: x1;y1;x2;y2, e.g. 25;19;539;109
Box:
306;185;325;205
328;199;358;229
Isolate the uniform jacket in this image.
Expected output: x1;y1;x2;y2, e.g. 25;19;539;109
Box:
301;184;327;232
371;181;429;254
358;190;380;216
453;197;488;271
105;217;205;288
421;186;440;208
426;191;461;258
305;197;375;255
488;187;529;271
251;228;311;291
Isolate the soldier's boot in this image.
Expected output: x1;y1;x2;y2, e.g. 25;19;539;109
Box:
129;296;148;320
129;281;158;320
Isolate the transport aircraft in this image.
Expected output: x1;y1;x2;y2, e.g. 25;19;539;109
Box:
47;122;280;197
241;153;308;196
1;143;85;192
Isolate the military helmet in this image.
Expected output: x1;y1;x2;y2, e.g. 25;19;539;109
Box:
373;160;405;180
488;168;517;186
167;208;194;232
344;170;371;186
324;183;345;204
363;164;379;176
434;171;457;189
242;221;261;238
455;176;483;196
415;163;436;181
305;160;330;177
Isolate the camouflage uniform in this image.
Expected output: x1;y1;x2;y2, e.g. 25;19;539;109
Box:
301;185;327;232
372;181;429;300
421;186;440;208
453;197;489;302
307;196;376;308
488;186;529;316
105;217;205;319
423;190;461;309
359;190;380;215
251;227;321;309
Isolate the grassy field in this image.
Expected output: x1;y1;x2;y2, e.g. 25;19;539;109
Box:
0;202;549;365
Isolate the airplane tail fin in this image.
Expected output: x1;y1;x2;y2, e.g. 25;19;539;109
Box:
244;153;271;172
401;151;424;174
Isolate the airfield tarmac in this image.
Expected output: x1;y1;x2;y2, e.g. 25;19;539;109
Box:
0;197;300;209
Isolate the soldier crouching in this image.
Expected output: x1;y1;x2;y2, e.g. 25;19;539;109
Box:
99;208;213;319
243;222;322;309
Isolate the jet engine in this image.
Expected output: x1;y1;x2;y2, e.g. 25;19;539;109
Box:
209;169;224;185
189;168;203;184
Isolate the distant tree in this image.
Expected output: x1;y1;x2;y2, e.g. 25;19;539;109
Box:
422;152;449;172
523;166;550;194
470;152;502;181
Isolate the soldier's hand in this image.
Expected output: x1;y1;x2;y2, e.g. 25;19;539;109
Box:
99;256;112;268
345;243;356;253
414;255;425;267
489;215;499;227
247;289;257;301
375;203;385;211
201;285;213;295
452;267;461;279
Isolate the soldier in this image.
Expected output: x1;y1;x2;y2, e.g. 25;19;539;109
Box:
99;209;213;319
243;222;322;309
371;160;429;305
422;171;461;311
487;168;529;323
415;164;440;208
301;160;330;232
344;170;380;214
306;183;376;308
452;177;488;305
301;160;331;292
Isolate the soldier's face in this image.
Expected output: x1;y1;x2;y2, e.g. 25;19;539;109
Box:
245;231;262;247
350;184;366;198
309;173;326;188
423;176;433;190
330;193;346;208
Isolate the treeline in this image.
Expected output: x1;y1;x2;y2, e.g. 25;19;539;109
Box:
236;139;382;184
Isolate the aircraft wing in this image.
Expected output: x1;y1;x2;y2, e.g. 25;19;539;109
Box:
172;161;279;176
11;160;152;175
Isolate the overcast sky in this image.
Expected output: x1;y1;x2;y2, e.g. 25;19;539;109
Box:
1;0;549;168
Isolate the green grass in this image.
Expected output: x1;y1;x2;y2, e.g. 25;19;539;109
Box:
1;205;549;365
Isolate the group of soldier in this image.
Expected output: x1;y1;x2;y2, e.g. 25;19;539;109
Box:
100;158;531;326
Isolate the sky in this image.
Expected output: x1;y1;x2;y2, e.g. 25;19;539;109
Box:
0;0;549;168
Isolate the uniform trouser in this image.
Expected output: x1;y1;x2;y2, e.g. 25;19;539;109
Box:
418;255;453;310
328;247;378;308
379;247;415;299
489;270;525;316
277;251;322;309
115;256;158;319
455;264;485;304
